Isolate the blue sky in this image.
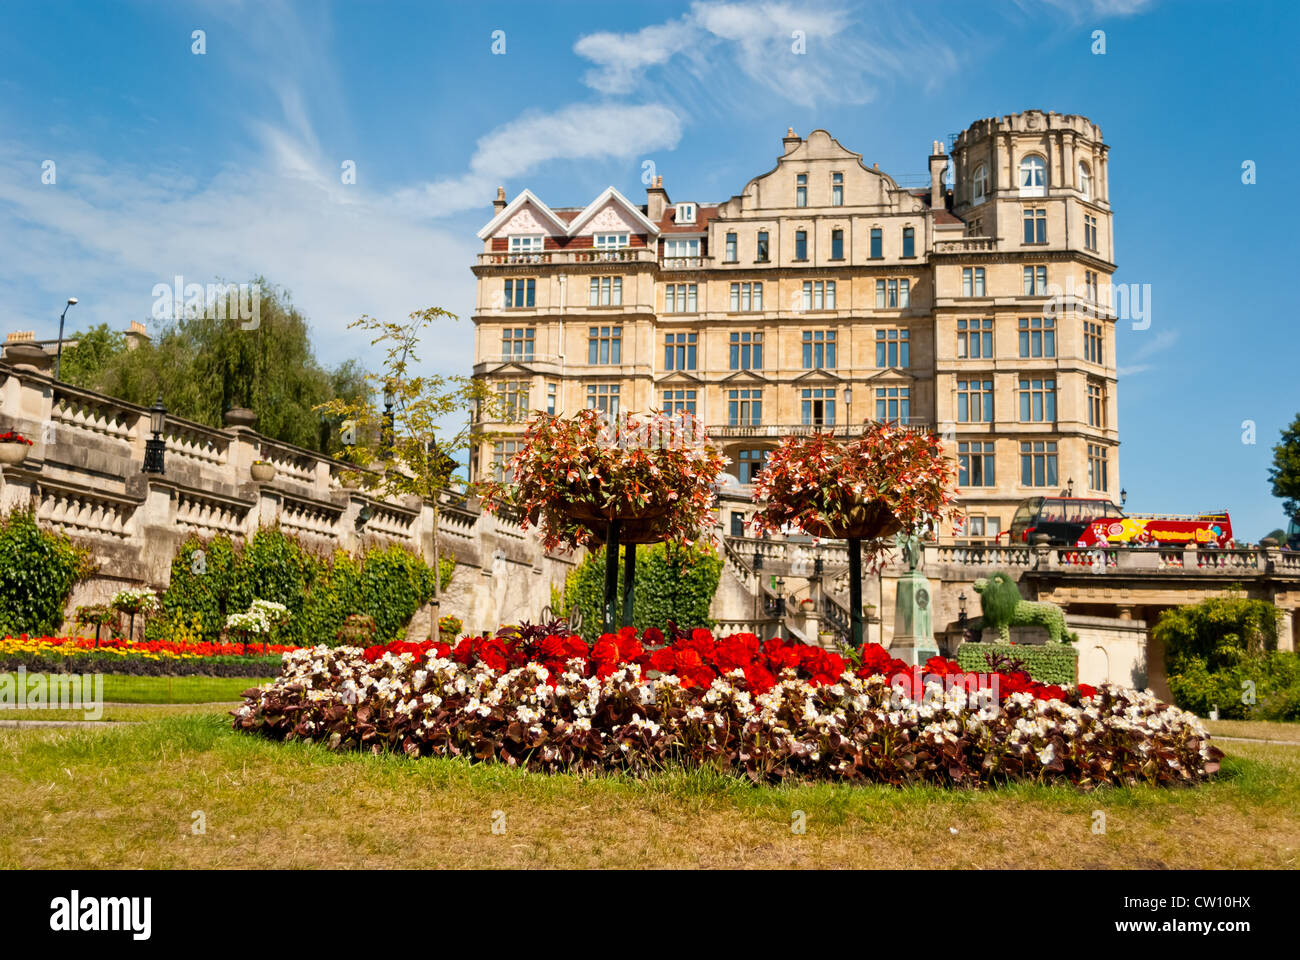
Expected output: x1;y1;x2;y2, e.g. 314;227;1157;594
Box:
1;0;1296;537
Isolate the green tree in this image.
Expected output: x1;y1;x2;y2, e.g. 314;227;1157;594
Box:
0;511;92;636
315;307;491;636
59;324;128;386
1269;412;1300;520
1153;589;1280;677
71;280;367;454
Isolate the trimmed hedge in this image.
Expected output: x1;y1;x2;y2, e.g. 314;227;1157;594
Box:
956;642;1078;685
0;510;92;636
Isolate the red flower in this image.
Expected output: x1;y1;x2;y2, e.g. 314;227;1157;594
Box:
1077;683;1098;700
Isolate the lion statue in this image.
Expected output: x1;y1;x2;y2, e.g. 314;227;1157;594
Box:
972;571;1069;644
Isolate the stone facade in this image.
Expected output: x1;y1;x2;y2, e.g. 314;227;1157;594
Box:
470;111;1119;539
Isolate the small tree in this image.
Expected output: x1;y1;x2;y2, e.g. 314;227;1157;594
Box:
315;308;489;636
1269;412;1300;521
480;410;727;631
751;424;959;646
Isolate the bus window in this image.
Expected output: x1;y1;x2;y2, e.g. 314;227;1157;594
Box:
1040;499;1067;524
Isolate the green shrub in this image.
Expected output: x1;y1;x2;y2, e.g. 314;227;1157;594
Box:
1167;650;1300;721
153;527;453;645
560;541;721;642
955;642;1078;685
0;510;92;636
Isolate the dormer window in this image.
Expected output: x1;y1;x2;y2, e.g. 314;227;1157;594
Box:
831;172;843;206
796;174;808;207
1019;155;1047;197
593;233;628;249
509;235;544;252
971;164;988;205
676;203;696;224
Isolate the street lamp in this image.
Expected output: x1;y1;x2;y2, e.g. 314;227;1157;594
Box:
54;297;78;381
1065;477;1075;497
143;396;166;474
381;384;395;460
958;590;970;645
1120;488;1128;507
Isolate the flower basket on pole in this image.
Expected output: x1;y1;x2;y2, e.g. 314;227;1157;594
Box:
752;424;958;648
482;410;726;633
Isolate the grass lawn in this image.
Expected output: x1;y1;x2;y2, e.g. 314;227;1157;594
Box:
0;713;1297;869
0;702;242;723
1204;719;1300;743
95;675;271;704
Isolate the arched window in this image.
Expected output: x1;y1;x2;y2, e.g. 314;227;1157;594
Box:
1078;161;1092;201
1019;155;1046;197
971;164;988;205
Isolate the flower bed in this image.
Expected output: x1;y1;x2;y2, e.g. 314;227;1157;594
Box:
1;635;296;677
234;627;1221;788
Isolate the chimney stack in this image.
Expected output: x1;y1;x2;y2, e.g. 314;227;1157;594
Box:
928;141;948;211
493;186;507;214
783;126;802;156
646;174;669;221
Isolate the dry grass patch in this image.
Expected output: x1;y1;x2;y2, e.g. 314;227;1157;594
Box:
0;716;1295;869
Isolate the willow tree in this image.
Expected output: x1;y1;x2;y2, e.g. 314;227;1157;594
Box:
315;308;491;631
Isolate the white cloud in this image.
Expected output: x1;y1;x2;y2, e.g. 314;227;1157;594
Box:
403;103;684;218
574;1;960;108
1117;328;1178;377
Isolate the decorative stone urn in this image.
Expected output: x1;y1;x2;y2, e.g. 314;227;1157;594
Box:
2;342;53;373
250;460;276;482
0;442;30;465
223;407;258;429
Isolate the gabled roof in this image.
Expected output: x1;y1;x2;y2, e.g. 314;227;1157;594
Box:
792;368;844;383
476;189;571;240
565;186;661;236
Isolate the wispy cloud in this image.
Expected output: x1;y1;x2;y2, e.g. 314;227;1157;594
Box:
1117;328;1178;377
574;0;961;108
403;103;684;218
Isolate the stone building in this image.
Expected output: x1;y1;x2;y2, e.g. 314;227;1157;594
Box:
469;110;1119;539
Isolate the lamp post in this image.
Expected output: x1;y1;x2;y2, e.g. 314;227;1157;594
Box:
54;297;78;381
381;384;395;459
1065;477;1075;497
143;396;166;474
958;590;969;644
842;387;852;437
1120;488;1128;507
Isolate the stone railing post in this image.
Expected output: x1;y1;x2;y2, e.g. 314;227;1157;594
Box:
1032;533;1053;570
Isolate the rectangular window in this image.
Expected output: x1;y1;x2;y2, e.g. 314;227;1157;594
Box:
794;230;807;260
588;276;623;306
546;382;557;416
662;388;697;416
875;329;909;368
729;331;763;370
728;389;763;426
1085;269;1099;303
756;231;770;262
800;388;836;426
831;229;844;260
585;383;620;415
796;173;807;207
504;278;535;308
1088;444;1110;491
870;228;882;259
663;332;698;371
725;232;738;262
1087;381;1105;427
956;318;993;359
501;327;534;359
493;441;521;483
587;326;622;364
664;283;698;313
1023;208;1047;244
831;172;843;206
800;280;836;311
1084;321;1104;364
961;267;986;297
508;236;543;253
729;282;763;311
1018;316;1056;357
496;380;529;421
1023;265;1048;295
737;449;767;483
801;330;837;369
1084;214;1098;251
1020;441;1059;487
875;386;910;422
958;441;995;487
593;233;629;249
956;379;994;423
663;238;700;259
1018;378;1057;422
902;226;915;258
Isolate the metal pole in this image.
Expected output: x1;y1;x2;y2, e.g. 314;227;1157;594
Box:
848;537;864;648
603;519;621;633
622;542;636;629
